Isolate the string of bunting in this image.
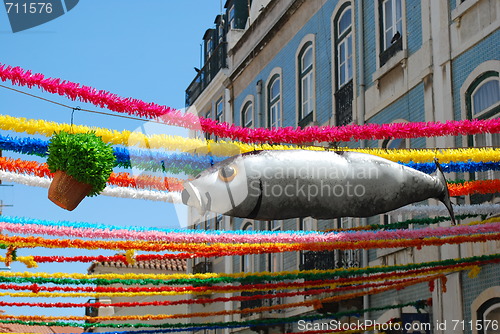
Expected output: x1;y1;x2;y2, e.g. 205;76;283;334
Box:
0;214;480;236
0;274;441;320
2;232;500;254
0;261;489;299
2;64;500;143
0;300;428;331
0;156;184;192
0;276;433;299
0;222;500;250
0;170;182;203
325;214;479;232
0;133;499;175
388;203;500;216
1;253;498;286
4;154;500;197
1;217;499;244
0;114;500;161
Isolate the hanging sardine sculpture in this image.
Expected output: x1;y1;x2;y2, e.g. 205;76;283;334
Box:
182;150;455;223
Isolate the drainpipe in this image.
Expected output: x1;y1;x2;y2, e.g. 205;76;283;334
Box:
256;80;263;127
356;0;370;326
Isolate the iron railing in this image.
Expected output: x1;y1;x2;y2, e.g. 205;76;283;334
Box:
335;80;353;126
185;42;228;106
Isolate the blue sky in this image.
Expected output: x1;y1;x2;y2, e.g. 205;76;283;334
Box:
0;0;222;318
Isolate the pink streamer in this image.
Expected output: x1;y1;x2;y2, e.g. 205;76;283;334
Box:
1;64;499;144
1;221;499;244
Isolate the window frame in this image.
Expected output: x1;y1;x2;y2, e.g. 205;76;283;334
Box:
466;72;500;119
296;36;316;127
375;0;406;68
267;221;282;273
216;97;224;123
335;4;353;89
241;101;253;128
241;221;253;272
381;0;403;51
266;70;282;129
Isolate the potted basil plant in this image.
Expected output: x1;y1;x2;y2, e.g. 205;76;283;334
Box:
47;131;115;211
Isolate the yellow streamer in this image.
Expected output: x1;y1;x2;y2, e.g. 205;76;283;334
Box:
0;261;479;286
0;114;498;161
468;266;482;279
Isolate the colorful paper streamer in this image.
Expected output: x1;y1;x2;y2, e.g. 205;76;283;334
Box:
2;64;500;143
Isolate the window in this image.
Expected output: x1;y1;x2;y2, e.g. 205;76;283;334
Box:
241;101;253;128
268;221;282;273
241;222;253;272
204;110;212;141
382;137;408;149
381;120;410;149
382;0;402;50
267;74;281;128
334;4;354;126
471;78;500;116
298;42;314;124
476;298;500;334
336;7;353;88
215;214;223;230
229;5;236;29
379;0;403;66
216;98;224;123
465;71;499;202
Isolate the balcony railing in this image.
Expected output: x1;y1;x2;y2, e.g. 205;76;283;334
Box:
241;289;283;317
335;80;353;126
185;42;228;106
300;249;361;271
192;261;212;274
380;36;403;67
85;298;98;319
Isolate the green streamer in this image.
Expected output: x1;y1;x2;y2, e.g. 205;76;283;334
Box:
363;214;480;231
0;254;498;287
0;299;429;329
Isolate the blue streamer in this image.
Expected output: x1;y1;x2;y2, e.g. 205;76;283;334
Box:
0;134;498;175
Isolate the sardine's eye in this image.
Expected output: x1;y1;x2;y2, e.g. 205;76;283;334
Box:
218;165;237;182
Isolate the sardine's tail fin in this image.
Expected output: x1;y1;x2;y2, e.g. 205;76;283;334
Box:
434;159;456;225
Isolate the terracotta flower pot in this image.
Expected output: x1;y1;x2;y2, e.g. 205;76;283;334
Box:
48;170;93;211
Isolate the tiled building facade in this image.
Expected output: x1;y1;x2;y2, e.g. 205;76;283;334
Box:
185;0;499;333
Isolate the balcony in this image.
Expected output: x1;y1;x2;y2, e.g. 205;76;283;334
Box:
241;289;283;318
192;261;212;274
300;249;361;271
85;299;98;317
185;42;227;106
335;80;353;126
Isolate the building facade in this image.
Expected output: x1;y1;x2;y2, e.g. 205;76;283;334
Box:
185;0;499;333
85;258;188;332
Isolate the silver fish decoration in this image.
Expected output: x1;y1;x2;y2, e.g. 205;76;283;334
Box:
182;150;455;223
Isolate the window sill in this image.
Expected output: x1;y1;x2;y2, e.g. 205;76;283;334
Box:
472;103;500;120
451;0;480;23
298;112;314;128
372;49;408;85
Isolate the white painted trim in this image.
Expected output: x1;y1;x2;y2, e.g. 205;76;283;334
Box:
240;94;255;128
471;286;500;334
295;33;316;126
264;67;283;128
374;0;408;70
459;60;500;122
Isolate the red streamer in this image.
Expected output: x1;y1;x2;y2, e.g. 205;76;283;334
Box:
1;64;499;144
0;156;184;191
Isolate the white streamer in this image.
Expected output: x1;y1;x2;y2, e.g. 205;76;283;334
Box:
0;171;181;203
389;204;500;216
0;171;496;212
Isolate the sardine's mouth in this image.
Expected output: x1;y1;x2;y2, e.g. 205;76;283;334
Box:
182;183;206;214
